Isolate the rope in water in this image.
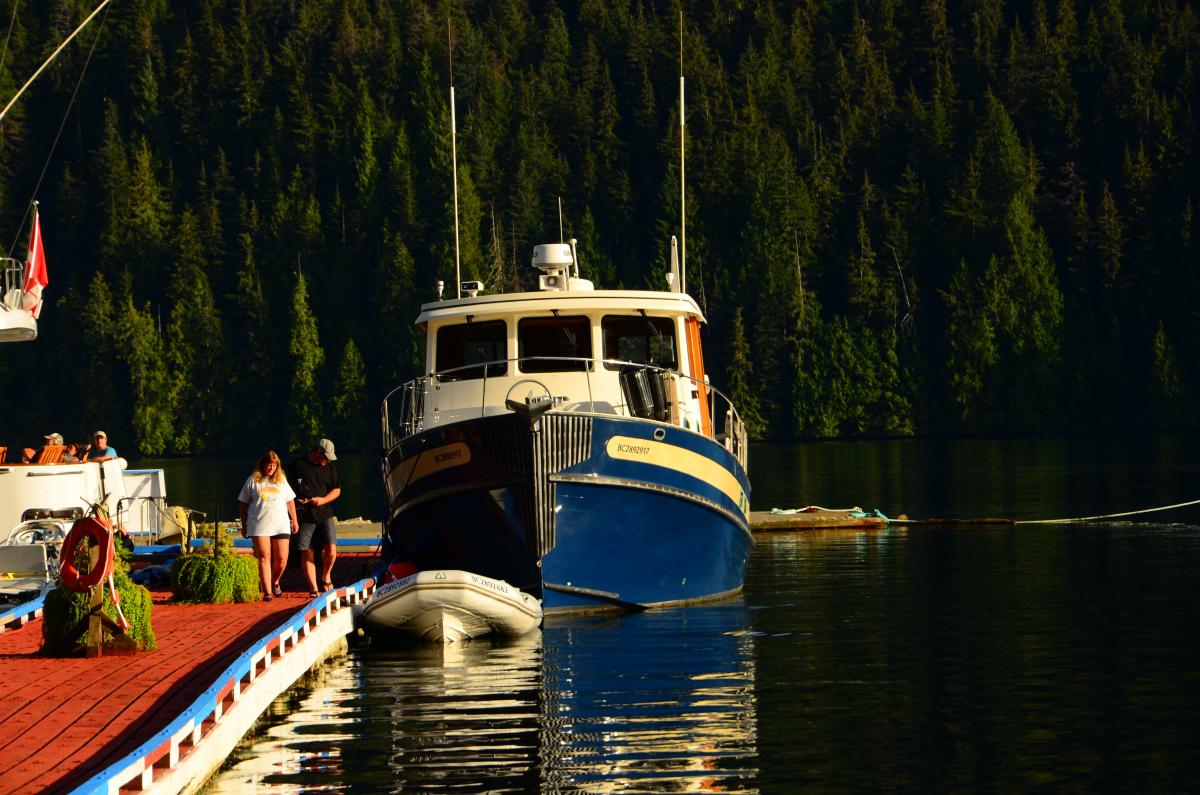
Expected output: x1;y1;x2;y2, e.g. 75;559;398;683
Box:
1014;497;1200;525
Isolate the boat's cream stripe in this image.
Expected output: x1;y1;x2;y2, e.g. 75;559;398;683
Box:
389;442;472;495
605;436;749;518
412;442;471;482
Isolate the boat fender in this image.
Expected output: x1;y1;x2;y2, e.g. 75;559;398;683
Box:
382;560;418;584
107;571;131;633
59;515;115;592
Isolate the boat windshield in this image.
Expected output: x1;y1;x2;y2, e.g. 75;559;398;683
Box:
518;315;592;372
435;320;507;380
602;315;676;370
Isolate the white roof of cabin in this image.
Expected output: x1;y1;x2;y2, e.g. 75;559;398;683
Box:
416;289;706;325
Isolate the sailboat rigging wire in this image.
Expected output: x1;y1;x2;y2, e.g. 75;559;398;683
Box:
1013;497;1200;525
0;1;18;78
0;0;110;124
7;0;110;258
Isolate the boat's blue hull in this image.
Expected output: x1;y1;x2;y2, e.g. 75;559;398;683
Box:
382;412;752;613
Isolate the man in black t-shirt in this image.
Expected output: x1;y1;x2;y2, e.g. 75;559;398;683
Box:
287;438;342;596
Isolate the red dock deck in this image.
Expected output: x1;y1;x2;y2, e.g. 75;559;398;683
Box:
0;552;376;794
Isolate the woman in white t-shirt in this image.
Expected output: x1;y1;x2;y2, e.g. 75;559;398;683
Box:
238;450;299;600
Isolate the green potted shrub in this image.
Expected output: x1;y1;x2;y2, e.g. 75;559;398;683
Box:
170;523;260;604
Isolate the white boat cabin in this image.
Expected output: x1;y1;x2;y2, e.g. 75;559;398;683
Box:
0;456;168;544
385;243;748;467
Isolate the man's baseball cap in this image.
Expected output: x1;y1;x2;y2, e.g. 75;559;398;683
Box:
44;432;63;445
314;438;337;461
93;430;107;438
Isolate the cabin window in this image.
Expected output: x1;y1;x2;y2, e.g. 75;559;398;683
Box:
435;320;507;380
602;315;677;370
518;315;592;372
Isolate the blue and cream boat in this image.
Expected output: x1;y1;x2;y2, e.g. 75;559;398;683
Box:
375;241;751;619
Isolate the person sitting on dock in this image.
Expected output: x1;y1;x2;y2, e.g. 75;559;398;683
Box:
86;430;117;462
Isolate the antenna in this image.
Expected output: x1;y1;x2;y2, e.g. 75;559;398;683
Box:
669;235;680;291
558;196;564;243
448;22;461;299
679;11;686;294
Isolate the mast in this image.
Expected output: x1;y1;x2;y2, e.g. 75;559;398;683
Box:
679;12;686;295
449;23;462;299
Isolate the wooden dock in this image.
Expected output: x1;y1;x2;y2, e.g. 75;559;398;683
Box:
749;508;888;532
0;552;377;794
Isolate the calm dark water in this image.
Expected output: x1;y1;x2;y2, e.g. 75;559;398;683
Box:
197;434;1200;792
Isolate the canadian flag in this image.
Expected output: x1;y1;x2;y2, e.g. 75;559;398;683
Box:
21;206;47;319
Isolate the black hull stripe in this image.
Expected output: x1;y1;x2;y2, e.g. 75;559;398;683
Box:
389;476;525;519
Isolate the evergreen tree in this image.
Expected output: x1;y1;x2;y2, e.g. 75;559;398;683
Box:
331;338;369;450
726;307;764;438
940;259;997;426
287;270;325;451
226;231;276;446
1148;320;1192;429
117;292;174;456
77;271;120;436
121;137;172;297
989;196;1064;428
166;209;225;453
372;228;422;390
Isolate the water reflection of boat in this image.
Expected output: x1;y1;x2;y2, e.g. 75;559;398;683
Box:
540;605;759;793
208;602;758;792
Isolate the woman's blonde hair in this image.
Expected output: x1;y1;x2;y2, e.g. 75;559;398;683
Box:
253;450;285;484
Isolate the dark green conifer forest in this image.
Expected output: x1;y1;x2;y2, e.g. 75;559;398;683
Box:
0;0;1196;455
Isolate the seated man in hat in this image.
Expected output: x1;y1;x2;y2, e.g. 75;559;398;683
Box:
86;430;118;462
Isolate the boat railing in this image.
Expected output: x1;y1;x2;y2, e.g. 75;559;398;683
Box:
115;495;166;544
381;357;749;467
1;258;22;309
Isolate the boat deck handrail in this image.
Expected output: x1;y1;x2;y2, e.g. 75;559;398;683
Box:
381;356;748;467
1;257;23;309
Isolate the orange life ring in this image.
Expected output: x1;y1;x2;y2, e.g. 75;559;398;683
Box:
59;515;115;592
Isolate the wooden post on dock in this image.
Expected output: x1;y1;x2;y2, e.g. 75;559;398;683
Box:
86;541;104;657
82;502;136;656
